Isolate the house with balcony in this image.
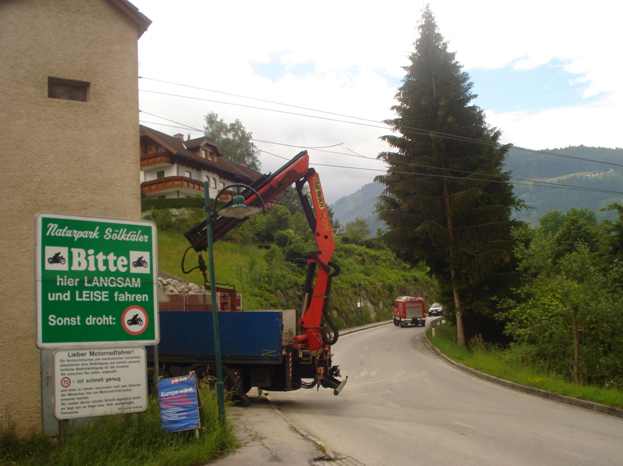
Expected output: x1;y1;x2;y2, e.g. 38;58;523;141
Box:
140;125;261;200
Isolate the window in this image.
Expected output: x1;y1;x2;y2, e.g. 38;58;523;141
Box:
209;151;215;161
156;171;165;180
145;143;158;155
220;181;225;190
212;178;217;189
185;171;192;179
48;77;90;102
201;149;207;158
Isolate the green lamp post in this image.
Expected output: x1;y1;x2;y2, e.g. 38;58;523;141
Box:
203;182;265;426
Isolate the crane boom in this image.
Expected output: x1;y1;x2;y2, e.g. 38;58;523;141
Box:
184;151;310;250
183;151;346;394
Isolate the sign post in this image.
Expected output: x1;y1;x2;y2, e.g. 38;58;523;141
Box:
35;213;159;348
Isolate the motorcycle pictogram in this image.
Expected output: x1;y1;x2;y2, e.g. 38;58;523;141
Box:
132;256;148;268
47;252;66;265
127;314;143;327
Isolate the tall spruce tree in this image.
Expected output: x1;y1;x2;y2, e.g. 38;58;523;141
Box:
376;6;521;345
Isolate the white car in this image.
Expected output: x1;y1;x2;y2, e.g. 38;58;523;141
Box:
428;303;443;316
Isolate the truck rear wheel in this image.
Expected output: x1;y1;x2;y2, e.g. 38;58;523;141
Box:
237;394;252;407
204;364;252;407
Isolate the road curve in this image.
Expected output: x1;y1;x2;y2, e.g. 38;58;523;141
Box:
267;323;623;466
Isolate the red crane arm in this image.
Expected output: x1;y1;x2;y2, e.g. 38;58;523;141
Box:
184;151;310;251
184;150;340;353
293;169;337;352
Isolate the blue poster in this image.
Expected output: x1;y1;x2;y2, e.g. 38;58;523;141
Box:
158;374;200;433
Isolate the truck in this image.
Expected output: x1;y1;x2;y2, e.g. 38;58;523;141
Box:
149;151;347;405
393;295;426;327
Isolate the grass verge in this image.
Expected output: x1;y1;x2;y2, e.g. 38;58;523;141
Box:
427;321;623;409
0;381;235;466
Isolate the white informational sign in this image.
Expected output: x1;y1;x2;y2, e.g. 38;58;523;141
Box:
53;347;148;420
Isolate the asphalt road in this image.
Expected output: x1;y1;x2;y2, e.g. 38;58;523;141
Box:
266;323;623;466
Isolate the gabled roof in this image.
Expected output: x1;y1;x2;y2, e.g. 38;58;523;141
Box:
140;125;196;158
108;0;152;38
140;125;263;182
184;136;221;154
235;163;263;182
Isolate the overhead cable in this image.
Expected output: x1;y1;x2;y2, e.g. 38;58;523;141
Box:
139;77;623;168
139;111;623;196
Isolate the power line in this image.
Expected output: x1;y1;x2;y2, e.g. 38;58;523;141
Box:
139;111;623;196
139;111;344;150
139;77;623;168
140;76;381;126
140;120;195;132
139;88;506;150
139;88;390;132
139;114;622;193
313;163;623;195
260;153;623;195
252;131;623;195
374;154;623;195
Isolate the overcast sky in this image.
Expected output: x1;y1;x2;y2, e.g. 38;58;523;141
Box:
132;0;622;204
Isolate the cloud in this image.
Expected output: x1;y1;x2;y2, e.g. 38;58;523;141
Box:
133;0;622;203
489;93;622;150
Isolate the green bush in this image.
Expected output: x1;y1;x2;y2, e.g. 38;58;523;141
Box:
505;218;623;388
428;322;623;408
143;208;205;235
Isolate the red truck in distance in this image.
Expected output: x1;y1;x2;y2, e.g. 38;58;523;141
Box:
393;296;426;327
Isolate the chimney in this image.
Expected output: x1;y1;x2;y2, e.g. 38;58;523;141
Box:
240;163;247;168
173;133;184;141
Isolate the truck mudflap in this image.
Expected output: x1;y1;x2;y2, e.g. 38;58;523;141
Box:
285;345;294;391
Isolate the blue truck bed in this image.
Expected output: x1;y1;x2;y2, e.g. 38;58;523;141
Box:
155;310;286;364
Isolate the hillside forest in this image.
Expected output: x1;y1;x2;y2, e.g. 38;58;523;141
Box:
146;197;437;331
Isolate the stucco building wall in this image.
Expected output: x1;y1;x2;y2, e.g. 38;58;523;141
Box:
0;0;146;432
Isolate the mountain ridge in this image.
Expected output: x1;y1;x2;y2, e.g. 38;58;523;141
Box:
330;145;623;233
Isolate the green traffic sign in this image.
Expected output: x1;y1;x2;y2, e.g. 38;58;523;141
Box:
35;213;159;348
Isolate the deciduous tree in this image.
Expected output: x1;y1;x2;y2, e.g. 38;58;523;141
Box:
204;112;261;171
345;218;371;244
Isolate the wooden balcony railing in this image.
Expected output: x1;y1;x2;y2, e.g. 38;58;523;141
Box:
140;152;174;168
141;176;204;195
